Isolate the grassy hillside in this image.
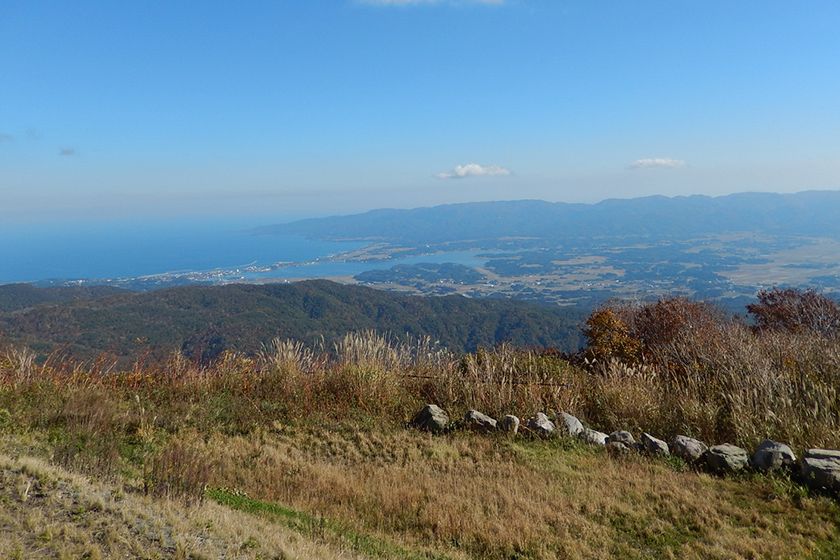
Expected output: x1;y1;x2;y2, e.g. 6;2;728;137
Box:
2;290;839;558
2;427;838;560
1;329;839;559
0;280;584;361
0;452;357;560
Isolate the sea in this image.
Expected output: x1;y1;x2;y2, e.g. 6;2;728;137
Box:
0;218;486;285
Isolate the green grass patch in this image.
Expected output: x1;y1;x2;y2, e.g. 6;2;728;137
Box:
811;533;840;560
207;487;454;560
504;436;600;469
605;509;699;559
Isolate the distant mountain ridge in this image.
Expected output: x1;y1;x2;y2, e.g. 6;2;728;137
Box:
0;281;584;362
258;191;840;243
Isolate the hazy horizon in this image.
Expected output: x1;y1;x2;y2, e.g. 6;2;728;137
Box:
5;189;840;286
3;187;839;230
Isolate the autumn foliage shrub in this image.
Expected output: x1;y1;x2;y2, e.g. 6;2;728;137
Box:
747;287;840;337
582;307;642;365
578;290;840;448
583;298;726;367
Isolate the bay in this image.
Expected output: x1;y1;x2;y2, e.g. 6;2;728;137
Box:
0;219;487;284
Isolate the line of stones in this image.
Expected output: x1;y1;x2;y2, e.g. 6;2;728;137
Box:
410;404;840;496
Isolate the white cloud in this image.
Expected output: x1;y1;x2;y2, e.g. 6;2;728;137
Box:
437;163;511;179
629;158;686;170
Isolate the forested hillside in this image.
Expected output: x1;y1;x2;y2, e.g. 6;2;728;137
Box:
0;280;584;361
0;283;127;313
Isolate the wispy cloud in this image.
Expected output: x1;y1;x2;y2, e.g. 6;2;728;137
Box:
628;157;686;170
59;147;77;157
0;133;13;144
437;163;511;179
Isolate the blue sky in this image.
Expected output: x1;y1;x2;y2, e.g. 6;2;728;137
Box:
2;0;839;223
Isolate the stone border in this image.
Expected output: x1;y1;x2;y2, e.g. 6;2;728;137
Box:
410;404;840;497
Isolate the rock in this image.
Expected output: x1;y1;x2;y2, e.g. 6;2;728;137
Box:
804;449;840;461
578;428;608;446
464;409;497;432
607;441;632;456
800;449;840;494
498;415;520;434
606;431;636;455
640;433;670;456
671;435;708;463
751;440;796;471
411;404;449;433
556;412;584;437
701;444;749;474
526;413;556;437
607;431;636;448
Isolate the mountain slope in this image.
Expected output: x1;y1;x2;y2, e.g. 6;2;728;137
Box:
0;283;128;313
259;191;840;243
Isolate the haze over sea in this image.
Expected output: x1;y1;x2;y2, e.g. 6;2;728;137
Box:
0;218;343;284
0;218;487;285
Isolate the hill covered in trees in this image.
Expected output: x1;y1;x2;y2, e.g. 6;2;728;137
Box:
0;280;584;362
0;283;128;313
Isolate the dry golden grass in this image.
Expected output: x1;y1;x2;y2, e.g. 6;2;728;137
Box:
575;325;840;450
162;426;840;560
0;451;362;560
3;327;839;449
7;423;836;560
2;327;840;559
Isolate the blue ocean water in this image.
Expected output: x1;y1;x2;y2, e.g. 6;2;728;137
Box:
0;219;360;284
0;219;486;284
247;250;488;281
